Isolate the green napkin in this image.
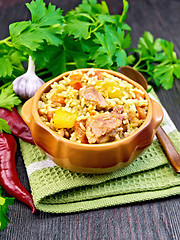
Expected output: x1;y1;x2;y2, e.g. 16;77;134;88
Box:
19;89;180;213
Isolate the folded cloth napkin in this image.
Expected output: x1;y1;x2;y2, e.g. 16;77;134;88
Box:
19;89;180;213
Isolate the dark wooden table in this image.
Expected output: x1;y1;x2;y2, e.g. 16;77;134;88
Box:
1;0;180;239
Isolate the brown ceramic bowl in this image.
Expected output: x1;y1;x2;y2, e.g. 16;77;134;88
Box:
21;68;163;174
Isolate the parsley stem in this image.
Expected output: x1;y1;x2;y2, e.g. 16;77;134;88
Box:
135;63;147;70
91;23;103;33
136;68;148;73
0;36;10;43
66;62;76;66
87;62;96;66
75;13;95;22
66;62;96;66
37;70;51;77
5;36;11;42
133;58;142;69
13;65;25;72
0;82;12;90
0;36;13;47
43;76;54;82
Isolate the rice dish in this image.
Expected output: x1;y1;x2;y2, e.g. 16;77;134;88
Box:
38;69;148;144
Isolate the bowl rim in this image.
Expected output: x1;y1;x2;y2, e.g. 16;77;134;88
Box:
32;68;152;149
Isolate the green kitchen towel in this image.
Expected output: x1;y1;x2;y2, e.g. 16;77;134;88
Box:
19;89;180;213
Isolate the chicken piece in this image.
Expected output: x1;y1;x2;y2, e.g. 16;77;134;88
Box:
86;107;124;144
79;85;107;109
73;119;88;144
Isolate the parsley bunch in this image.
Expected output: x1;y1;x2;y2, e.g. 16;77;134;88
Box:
63;0;132;69
0;0;179;90
0;0;64;83
0;0;132;83
132;31;180;90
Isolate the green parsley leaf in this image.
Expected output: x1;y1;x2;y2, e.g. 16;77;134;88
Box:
74;0;98;14
94;54;113;68
0;84;21;110
0;42;26;81
160;39;174;61
9;21;31;41
26;0;46;23
153;38;163;52
48;49;67;77
97;14;116;25
173;62;180;79
115;49;127;67
121;22;131;31
91;24;131;68
153;65;173;89
10;0;64;53
63;37;90;69
0;56;13;78
64;20;92;40
28;1;64;27
0;119;11;134
9;50;27;77
65;0;108;41
10;24;63;52
73;0;109;15
94;1;109;14
137;31;156;57
0;186;14;231
126;55;136;65
121;32;131;49
92;26;116;67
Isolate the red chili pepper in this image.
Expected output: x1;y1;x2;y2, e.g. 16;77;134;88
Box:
0;107;34;144
0;133;36;213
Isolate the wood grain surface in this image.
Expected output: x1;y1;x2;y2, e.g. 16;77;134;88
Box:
0;0;180;239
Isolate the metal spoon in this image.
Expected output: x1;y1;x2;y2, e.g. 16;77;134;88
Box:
119;66;180;173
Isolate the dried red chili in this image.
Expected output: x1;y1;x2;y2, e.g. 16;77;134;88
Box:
0;107;34;144
0;133;36;213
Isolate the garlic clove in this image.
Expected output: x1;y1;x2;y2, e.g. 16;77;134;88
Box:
13;56;45;99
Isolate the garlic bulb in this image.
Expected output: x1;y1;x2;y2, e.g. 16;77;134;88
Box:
13;56;45;99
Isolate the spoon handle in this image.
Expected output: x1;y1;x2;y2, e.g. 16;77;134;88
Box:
156;126;180;173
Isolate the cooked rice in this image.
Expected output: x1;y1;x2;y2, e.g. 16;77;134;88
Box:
38;69;148;144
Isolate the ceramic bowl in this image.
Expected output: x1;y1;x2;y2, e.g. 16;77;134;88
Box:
21;68;163;174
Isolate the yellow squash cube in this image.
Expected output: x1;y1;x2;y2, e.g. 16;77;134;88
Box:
53;108;77;129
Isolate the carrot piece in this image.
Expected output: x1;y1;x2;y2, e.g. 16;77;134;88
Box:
90;111;96;116
70;79;83;90
69;73;82;81
51;95;66;104
133;90;145;99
